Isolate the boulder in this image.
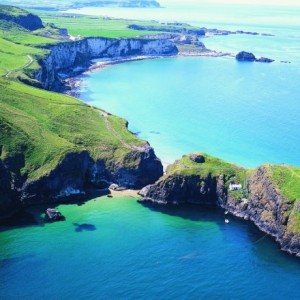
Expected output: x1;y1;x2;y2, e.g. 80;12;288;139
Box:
236;51;256;62
189;154;205;163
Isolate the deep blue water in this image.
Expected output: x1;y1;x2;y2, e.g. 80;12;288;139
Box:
1;197;300;299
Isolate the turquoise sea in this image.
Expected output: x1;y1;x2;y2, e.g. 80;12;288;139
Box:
1;3;300;299
1;197;300;299
74;3;300;167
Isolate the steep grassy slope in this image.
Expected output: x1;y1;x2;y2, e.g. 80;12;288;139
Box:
0;5;164;217
0;79;146;179
267;164;300;239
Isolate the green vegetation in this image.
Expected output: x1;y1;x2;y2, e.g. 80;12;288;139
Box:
165;153;252;199
0;79;146;179
288;210;300;233
36;13;160;38
0;7;59;80
0;4;28;17
0;37;47;77
0;5;149;182
166;152;244;178
267;164;300;202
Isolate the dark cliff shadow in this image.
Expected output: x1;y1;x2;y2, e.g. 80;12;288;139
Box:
0;209;44;232
0;189;110;232
73;223;97;232
139;201;225;223
45;188;110;207
138;201;300;264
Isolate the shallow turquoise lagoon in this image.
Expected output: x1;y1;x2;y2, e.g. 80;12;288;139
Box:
78;57;300;167
1;197;300;299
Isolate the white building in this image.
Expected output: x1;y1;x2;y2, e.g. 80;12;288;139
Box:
229;182;242;191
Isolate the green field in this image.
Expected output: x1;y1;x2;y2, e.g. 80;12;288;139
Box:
34;12;160;38
268;164;300;202
166;153;246;180
0;5;149;183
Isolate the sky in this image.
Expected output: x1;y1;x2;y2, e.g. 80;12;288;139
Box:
160;0;300;6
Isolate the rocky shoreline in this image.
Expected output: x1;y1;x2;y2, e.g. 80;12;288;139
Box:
63;50;230;97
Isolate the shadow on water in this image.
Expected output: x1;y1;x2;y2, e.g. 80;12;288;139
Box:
139;201;225;222
0;189;109;232
139;201;300;265
0;254;38;268
0;209;44;232
73;223;97;232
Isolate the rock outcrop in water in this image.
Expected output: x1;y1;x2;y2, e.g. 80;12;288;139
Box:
35;37;178;90
139;153;300;256
236;51;256;62
236;51;274;63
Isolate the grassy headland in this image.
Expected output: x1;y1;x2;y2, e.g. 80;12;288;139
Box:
0;5;164;211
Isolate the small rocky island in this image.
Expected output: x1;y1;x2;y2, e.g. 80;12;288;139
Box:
236;51;274;63
139;153;300;256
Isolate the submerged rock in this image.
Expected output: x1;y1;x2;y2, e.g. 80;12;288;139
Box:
256;57;274;63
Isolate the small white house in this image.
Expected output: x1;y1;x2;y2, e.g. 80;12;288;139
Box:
229;182;242;191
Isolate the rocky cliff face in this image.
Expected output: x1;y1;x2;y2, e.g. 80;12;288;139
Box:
140;156;300;256
36;37;178;90
219;166;300;256
1;144;163;214
0;159;20;218
140;174;218;205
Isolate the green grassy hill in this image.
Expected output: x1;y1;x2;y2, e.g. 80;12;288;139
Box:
0;5;163;218
0;4;147;178
37;13;160;38
0;79;145;180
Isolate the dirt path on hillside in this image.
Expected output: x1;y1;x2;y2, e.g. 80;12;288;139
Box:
5;55;33;78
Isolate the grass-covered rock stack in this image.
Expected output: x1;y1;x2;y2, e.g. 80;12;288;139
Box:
139;153;246;205
139;153;300;256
